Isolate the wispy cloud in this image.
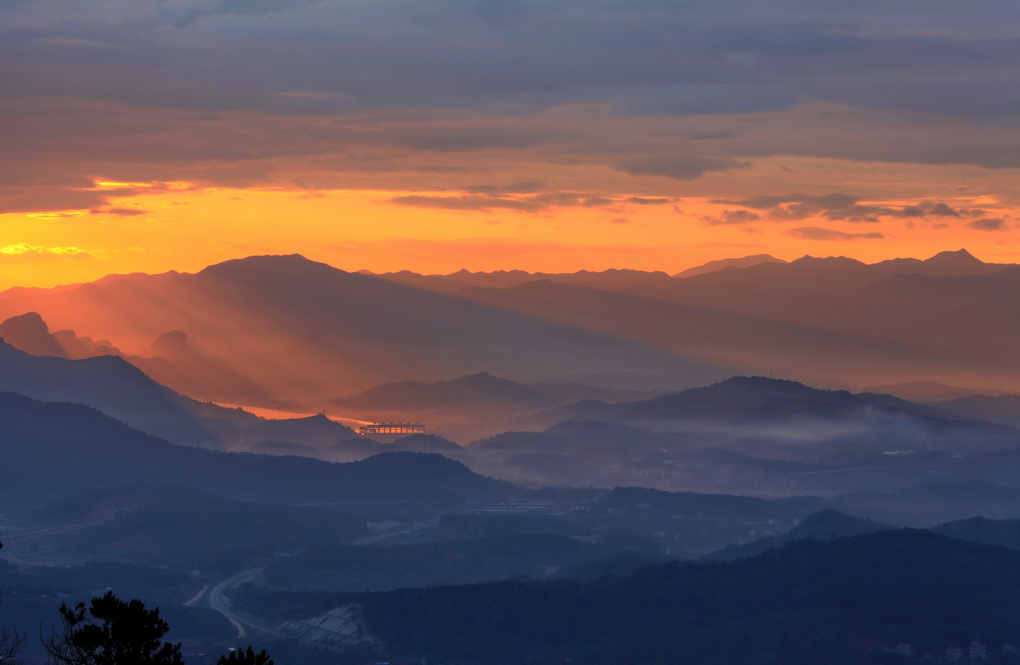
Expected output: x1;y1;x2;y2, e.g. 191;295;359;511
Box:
0;243;90;259
390;191;619;213
787;227;885;241
969;217;1009;231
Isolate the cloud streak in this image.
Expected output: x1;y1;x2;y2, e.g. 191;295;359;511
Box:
788;227;885;241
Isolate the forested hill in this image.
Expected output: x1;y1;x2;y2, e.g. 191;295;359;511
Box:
316;529;1020;664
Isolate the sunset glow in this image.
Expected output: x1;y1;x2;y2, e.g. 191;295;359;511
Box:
2;2;1019;288
1;173;1019;289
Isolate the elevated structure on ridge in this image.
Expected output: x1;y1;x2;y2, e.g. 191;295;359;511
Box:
358;422;425;436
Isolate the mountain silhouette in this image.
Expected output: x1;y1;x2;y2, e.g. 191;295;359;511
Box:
706;508;892;560
931;394;1020;427
537;376;942;426
2;249;1019;402
833;480;1020;527
673;253;785;278
0;391;509;506
0;311;66;357
0;339;357;449
327;529;1020;664
0;254;727;405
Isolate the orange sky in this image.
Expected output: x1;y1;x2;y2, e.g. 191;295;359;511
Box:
3;3;1019;288
1;156;1017;290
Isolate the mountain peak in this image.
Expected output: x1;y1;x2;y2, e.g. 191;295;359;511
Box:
197;254;347;279
0;311;65;357
674;254;785;279
923;248;982;266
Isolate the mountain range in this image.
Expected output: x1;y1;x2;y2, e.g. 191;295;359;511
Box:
0;390;508;509
1;248;1018;411
244;528;1020;664
6;249;1020;664
0;338;359;450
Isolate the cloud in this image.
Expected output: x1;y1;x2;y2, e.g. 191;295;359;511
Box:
717;193;882;221
0;184;139;214
626;197;674;205
464;181;543;194
0;243;90;260
2;0;1020;218
929;202;962;217
716;193;983;223
968;217;1009;231
613;155;749;180
390;191;617;213
91;207;147;216
788;227;885;241
704;209;762;225
390;195;540;212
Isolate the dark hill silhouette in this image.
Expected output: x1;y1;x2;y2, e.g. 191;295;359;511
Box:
683;248;1001;292
148;329;189;359
0;311;123;360
0;391;510;507
930;516;1020;550
0;311;65;357
0;339;220;447
0;339;357;450
706;509;892;560
309;529;1020;664
514;377;1020;472
375;266;677;295
452;249;1020;392
673;253;785;278
536;376;949;426
931;394;1020;427
456;273;964;391
833;480;1020;526
623;376;929;422
3;249;1020;402
0;254;727;403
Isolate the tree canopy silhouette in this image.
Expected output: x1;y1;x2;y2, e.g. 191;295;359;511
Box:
216;646;273;665
44;591;183;665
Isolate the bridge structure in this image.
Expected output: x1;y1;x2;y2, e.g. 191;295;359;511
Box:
357;422;425;436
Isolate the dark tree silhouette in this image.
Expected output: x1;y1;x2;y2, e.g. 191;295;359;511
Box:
0;625;21;665
216;646;273;665
0;543;23;665
44;591;183;665
0;615;22;665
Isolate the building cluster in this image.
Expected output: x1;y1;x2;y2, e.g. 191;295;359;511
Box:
894;639;1000;662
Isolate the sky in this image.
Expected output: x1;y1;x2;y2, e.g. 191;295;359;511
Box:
2;0;1020;288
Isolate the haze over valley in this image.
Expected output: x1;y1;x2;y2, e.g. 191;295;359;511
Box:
3;251;1020;663
5;1;1020;662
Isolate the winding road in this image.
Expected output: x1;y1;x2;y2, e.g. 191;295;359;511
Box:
207;566;284;639
204;516;443;639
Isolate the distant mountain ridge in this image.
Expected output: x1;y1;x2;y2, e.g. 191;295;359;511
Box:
311;529;1020;664
673;253;786;278
0;338;358;450
534;376;949;427
706;509;892;560
0;391;510;507
0;253;726;402
1;248;1018;412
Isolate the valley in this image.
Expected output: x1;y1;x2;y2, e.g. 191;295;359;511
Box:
3;251;1020;663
